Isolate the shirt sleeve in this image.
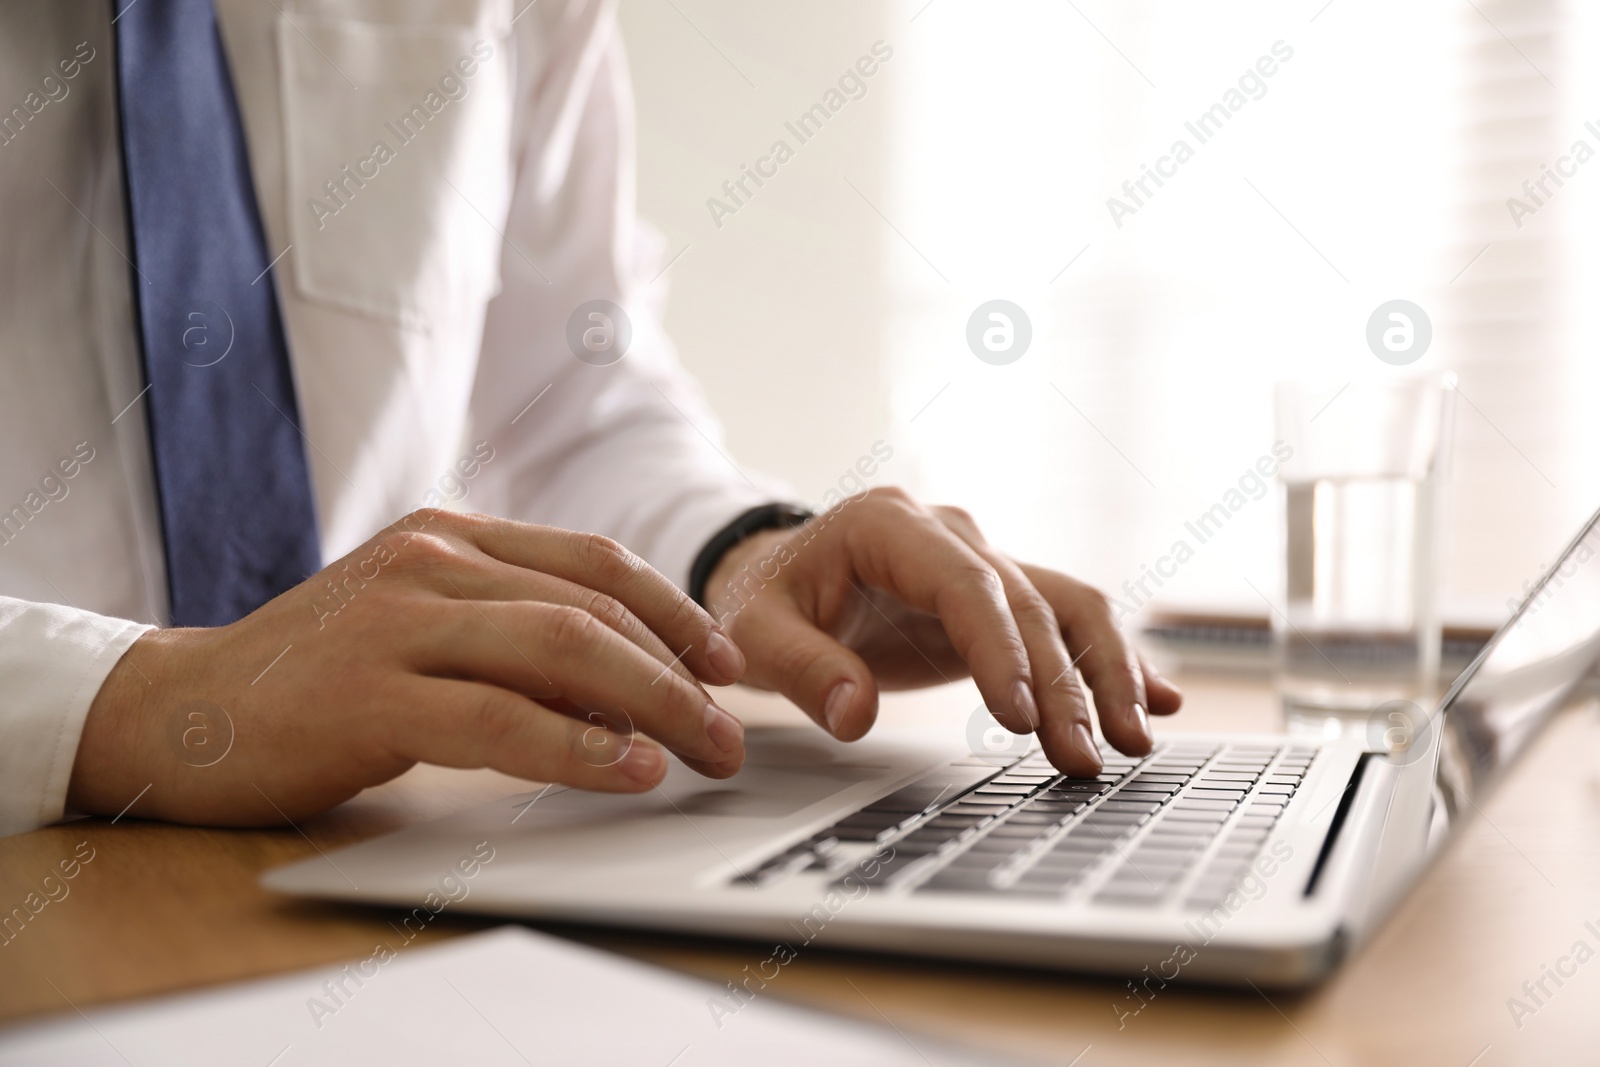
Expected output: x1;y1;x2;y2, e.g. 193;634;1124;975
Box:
464;5;794;591
0;597;153;836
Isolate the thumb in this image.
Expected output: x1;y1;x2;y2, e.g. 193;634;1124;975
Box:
731;598;879;741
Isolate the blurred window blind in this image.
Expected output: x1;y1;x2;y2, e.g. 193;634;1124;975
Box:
879;0;1595;627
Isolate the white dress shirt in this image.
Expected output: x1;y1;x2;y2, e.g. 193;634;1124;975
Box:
0;0;784;835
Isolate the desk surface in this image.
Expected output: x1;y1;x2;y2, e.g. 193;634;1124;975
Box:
3;675;1599;1066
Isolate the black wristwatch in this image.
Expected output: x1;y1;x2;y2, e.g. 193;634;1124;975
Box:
688;503;814;607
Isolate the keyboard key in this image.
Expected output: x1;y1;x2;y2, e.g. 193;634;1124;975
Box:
838;850;930;887
1181;792;1244;806
1143;831;1214;849
1094;886;1167;906
1099;798;1162;813
941;804;1004;820
1045;782;1112;795
1019;858;1094;882
1134;852;1204;873
1072;825;1136;847
1172;799;1237;813
837;809;905;829
1030;862;1103;886
1187;789;1247;802
958;792;1022;805
889;825;947;851
918;870;999;893
1117;783;1180;797
1043;849;1113;870
1004;810;1066;825
1041;795;1107;812
1226;825;1271;842
1257;784;1296;795
827;823;900;843
975;783;1038;796
1048;832;1117;853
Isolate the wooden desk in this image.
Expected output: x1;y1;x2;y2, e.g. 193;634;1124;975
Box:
3;675;1599;1066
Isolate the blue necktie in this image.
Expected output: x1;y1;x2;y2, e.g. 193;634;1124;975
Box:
114;0;321;627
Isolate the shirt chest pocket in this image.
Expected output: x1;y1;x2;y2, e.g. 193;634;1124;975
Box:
278;6;512;330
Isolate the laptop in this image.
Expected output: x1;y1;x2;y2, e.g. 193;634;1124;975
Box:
264;507;1600;988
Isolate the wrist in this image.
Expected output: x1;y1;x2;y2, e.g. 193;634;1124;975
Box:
703;527;795;629
67;628;173;817
688;503;813;609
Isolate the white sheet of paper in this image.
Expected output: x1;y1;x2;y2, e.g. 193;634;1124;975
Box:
0;926;1028;1066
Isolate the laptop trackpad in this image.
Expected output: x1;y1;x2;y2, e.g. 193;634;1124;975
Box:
528;727;904;821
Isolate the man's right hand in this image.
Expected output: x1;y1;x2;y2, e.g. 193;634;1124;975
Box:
67;511;750;826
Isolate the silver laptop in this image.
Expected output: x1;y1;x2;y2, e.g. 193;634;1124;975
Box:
265;507;1600;988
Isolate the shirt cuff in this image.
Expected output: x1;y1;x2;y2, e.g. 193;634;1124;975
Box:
0;598;154;837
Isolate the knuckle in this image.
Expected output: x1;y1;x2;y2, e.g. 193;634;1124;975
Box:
392;532;458;571
868;485;913;506
959;561;1005;598
1013;586;1059;629
563;721;594;771
1078;584;1114;616
580;590;634;634
541;603;603;654
659;585;711;637
563;716;625;775
576;532;639;586
466;689;522;750
773;640;832;690
935;504;977;529
403;507;455;533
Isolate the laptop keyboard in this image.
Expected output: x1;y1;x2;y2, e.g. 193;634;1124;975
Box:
735;740;1318;910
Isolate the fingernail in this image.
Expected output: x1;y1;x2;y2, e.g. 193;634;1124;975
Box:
1131;702;1153;746
704;703;744;754
1012;680;1040;730
706;631;745;679
619;741;666;785
1072;723;1102;772
824;681;856;735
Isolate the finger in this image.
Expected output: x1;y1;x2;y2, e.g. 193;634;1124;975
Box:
842;495;1035;731
423;512;745;685
392;677;670;791
434;556;699;688
1019;563;1163;756
934;511;1105;775
733;595;880;741
416;599;744;775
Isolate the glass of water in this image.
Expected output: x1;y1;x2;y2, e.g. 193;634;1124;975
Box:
1273;377;1454;737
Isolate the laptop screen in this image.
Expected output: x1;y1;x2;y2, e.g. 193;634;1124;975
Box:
1426;506;1600;829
